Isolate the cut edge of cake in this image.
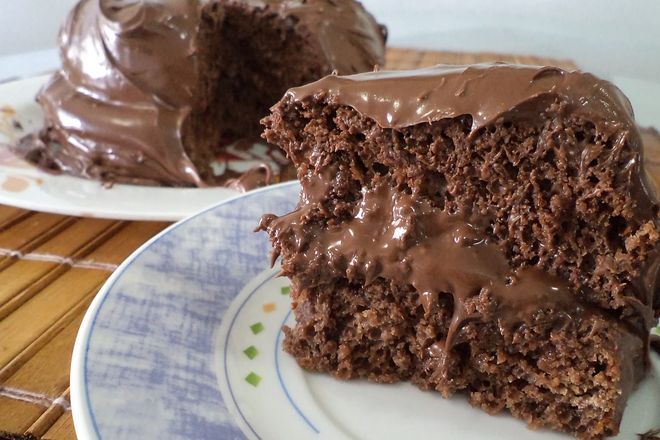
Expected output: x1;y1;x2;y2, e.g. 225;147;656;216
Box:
258;64;659;439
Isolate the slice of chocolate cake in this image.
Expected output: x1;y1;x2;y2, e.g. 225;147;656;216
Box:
13;0;386;188
259;64;660;439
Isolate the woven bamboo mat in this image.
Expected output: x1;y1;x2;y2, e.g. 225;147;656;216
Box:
0;48;576;439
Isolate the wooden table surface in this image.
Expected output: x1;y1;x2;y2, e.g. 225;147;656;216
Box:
0;48;576;439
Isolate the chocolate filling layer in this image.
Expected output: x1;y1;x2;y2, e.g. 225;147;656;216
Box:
263;181;585;353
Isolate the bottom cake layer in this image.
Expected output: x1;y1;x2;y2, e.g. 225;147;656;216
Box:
283;279;645;440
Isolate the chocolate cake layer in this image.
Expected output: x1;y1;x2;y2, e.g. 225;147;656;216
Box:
13;0;386;187
280;275;644;438
260;64;660;439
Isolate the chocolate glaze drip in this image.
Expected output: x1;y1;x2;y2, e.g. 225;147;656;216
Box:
262;182;582;355
13;0;385;187
224;163;272;193
642;127;660;201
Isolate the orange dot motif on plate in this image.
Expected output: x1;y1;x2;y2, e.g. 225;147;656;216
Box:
2;175;30;192
0;106;16;117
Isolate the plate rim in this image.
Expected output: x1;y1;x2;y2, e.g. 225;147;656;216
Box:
0;186;239;222
69;180;300;439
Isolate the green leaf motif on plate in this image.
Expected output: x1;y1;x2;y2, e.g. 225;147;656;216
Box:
245;372;262;387
243;345;258;359
250;322;264;334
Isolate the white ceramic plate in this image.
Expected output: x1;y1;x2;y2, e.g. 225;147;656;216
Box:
71;181;660;440
0;75;292;221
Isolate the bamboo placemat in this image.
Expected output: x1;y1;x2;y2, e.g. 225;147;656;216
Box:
0;48;576;440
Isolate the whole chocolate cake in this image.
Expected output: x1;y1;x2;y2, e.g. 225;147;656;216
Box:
13;0;386;188
259;64;660;439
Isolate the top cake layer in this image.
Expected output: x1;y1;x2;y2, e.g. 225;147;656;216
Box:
16;0;386;186
282;63;657;258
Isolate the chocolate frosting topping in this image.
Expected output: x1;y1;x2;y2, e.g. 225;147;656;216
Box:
15;0;385;187
286;64;637;134
21;0;204;186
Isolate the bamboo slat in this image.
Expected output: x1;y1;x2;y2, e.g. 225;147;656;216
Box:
5;314;84;397
81;221;169;265
42;413;74;440
0;214;74;271
0;397;44;433
0;219;119;313
0;270;105;368
0;207;30;230
26;389;70;438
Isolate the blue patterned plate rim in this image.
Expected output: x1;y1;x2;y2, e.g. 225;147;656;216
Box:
70;181;301;439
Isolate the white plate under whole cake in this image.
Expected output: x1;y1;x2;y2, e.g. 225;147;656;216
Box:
0;75;289;221
70;182;660;439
